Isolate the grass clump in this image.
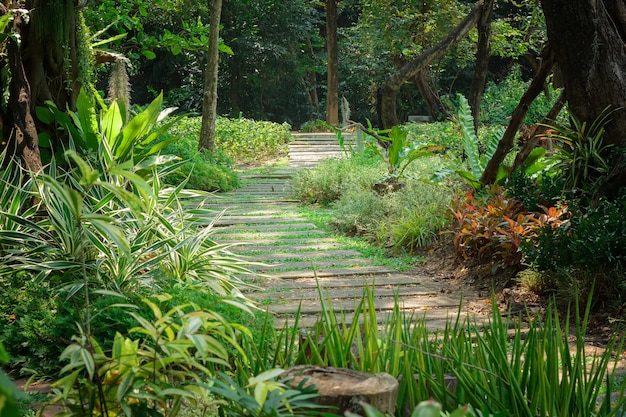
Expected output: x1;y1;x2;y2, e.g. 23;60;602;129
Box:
292;146;452;253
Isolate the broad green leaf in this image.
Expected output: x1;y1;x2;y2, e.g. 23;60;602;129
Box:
35;105;55;124
143;49;156;60
101;100;124;154
76;88;99;150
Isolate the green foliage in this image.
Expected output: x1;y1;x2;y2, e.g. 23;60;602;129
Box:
1;90;255;385
524;192;626;275
333;180;450;252
160;119;240;192
292;153;384;206
166;116;292;164
364;125;444;181
202;370;325;417
453;94;506;189
292;148;450;252
481;66;561;125
47;296;248;417
299;119;334;133
545;107;616;195
0;272;74;375
0;341;25;417
285;286;626;416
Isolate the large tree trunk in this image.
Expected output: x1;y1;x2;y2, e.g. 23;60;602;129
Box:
480;45;555;185
2;7;42;173
199;0;223;152
541;0;626;198
378;1;484;129
413;69;444;121
468;0;495;132
325;0;339;126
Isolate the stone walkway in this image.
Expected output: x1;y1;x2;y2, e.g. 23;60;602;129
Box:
208;133;482;329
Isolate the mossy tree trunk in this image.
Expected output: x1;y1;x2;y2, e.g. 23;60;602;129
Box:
0;0;87;172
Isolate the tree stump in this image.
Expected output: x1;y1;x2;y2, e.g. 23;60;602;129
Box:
282;365;399;416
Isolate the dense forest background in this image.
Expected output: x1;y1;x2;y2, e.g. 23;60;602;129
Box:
86;0;541;128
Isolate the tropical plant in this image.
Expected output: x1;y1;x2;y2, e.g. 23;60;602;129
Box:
0;91;257;417
450;185;569;269
283;285;626;416
364;124;443;188
544;106;616;194
46;296;249;417
202;370;327;417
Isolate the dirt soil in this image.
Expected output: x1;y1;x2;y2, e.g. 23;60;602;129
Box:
412;237;626;349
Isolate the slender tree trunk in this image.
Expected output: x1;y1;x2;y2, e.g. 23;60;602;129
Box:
305;40;320;110
510;89;566;173
413;69;443;120
378;1;483;129
468;0;495;132
480;45;555;185
199;0;223;152
325;0;339;126
229;55;241;117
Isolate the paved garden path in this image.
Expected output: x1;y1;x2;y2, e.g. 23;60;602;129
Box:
208;133;484;329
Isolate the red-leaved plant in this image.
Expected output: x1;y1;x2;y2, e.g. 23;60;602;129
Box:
451;185;569;269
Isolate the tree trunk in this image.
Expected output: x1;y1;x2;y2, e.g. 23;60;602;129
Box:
378;1;483;129
229;55;241;117
326;0;339;126
468;0;495;132
199;0;223;152
413;69;444;121
480;45;555;185
282;366;398;416
510;90;566;173
541;0;626;198
4;8;42;174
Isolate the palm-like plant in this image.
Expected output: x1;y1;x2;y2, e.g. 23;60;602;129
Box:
544;106;616;194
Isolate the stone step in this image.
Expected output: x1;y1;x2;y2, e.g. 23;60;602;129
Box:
250;258;375;272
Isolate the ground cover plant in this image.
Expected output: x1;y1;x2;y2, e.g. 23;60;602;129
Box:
158;115;292;191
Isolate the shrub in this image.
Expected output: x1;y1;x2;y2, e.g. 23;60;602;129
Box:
332;179;451;251
291;153;383;206
481;65;561;125
161;127;240;192
451;185;568;269
524;193;626;273
166;116;292;165
299;119;334;133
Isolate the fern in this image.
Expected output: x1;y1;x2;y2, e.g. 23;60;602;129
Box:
458;94;483;180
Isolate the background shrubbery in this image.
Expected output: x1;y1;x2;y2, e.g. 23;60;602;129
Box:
161;116;293;192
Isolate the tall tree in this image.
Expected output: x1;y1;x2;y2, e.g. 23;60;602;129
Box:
468;0;495;132
199;0;223;152
0;1;89;172
326;0;339;126
540;0;626;199
377;0;484;129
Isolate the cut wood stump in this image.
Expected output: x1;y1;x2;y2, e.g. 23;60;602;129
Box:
282;365;399;416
